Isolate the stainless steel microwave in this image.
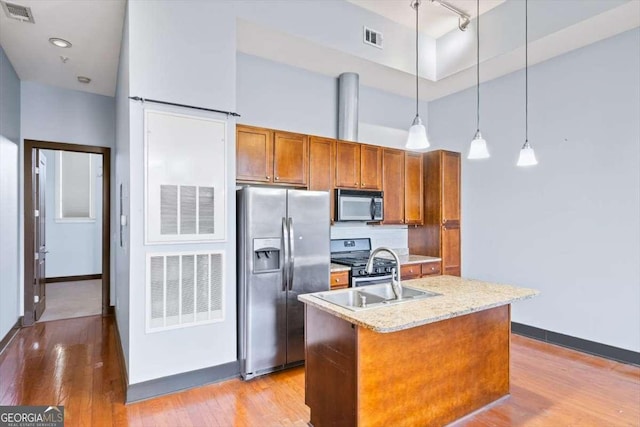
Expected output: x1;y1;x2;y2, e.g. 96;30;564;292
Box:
335;189;384;222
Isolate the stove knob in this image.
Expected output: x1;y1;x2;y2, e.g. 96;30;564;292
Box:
359;269;366;276
374;267;381;274
385;267;392;273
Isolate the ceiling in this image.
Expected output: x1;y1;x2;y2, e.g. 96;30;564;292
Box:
0;0;638;101
0;0;125;97
347;0;505;38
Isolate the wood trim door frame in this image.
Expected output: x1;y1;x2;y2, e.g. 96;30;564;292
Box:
23;140;111;326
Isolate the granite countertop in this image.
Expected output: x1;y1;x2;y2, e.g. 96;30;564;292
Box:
330;263;350;273
299;275;539;333
397;254;441;265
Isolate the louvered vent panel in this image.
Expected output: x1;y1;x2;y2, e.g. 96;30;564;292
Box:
147;251;225;332
149;256;165;329
159;185;215;236
180;186;197;234
198;187;215;234
210;253;223;316
160;185;178;235
196;254;210;322
166;256;180;326
181;255;195;323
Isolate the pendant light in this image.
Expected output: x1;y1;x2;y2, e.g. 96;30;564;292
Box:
517;0;538;167
468;0;489;159
406;0;430;150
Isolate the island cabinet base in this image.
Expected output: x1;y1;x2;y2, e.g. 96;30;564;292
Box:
304;305;511;427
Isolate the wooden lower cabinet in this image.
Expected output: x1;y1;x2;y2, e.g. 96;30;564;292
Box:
401;261;441;280
305;304;510;427
330;271;349;290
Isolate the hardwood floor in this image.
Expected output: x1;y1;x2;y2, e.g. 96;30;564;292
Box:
1;315;638;426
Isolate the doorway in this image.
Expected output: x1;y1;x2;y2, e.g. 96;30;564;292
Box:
23;140;110;326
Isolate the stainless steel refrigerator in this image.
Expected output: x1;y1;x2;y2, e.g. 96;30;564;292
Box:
237;187;330;380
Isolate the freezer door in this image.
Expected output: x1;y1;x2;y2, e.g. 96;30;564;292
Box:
286;190;330;364
238;187;288;378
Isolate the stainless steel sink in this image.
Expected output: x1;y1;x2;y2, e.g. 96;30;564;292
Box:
313;283;441;311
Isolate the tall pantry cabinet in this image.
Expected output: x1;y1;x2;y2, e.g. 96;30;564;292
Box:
408;150;461;276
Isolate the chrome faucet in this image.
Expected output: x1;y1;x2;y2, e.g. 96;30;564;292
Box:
365;247;402;300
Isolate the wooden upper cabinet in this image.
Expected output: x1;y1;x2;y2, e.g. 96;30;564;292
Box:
309;136;335;221
441;151;461;223
359;145;382;190
236;125;272;183
273;131;308;186
236;125;308;186
404;152;423;225
382;148;405;224
335;141;361;188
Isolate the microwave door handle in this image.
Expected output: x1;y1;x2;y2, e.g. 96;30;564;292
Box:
282;217;289;292
370;198;375;220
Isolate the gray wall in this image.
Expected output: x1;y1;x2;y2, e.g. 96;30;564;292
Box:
20;81;116;305
41;150;103;278
0;45;20;338
428;29;640;352
237;52;429;138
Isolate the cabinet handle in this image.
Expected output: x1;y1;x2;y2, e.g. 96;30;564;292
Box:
431;266;435;271
275;176;280;180
335;278;340;282
266;176;270;180
361;183;364;187
355;182;358;186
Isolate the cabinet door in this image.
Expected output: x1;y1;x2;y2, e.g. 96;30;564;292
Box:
330;271;349;289
273;131;308;186
442;224;461;276
404;152;423;225
360;145;382;190
309;137;335;221
382;148;405;224
236;125;272;183
442;151;461;223
335;141;361;188
400;264;420;280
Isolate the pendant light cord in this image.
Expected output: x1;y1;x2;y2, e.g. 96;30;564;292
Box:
476;0;480;132
415;0;419;117
525;0;528;143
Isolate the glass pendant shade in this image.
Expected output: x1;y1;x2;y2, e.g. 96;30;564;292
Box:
468;130;489;159
406;115;430;150
517;141;538;166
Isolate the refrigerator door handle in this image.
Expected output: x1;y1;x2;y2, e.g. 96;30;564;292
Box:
288;217;295;291
282;217;289;292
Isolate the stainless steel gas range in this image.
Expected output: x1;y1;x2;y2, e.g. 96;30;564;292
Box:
330;238;397;287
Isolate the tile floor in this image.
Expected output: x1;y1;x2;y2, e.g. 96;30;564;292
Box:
38;279;102;322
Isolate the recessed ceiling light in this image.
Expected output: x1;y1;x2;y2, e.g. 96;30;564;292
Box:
49;37;72;48
77;76;91;84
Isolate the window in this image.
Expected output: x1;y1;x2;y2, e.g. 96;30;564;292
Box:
55;151;95;222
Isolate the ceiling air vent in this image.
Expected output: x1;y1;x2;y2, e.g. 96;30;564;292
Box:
1;1;35;23
363;26;383;49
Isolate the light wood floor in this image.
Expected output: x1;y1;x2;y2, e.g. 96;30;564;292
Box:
1;315;638;426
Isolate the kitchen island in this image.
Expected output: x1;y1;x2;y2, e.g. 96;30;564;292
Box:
298;275;539;427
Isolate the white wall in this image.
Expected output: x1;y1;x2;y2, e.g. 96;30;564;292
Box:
114;3;131;373
428;29;640;352
125;0;237;384
41;150;102;278
0;45;21;338
20;82;116;306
